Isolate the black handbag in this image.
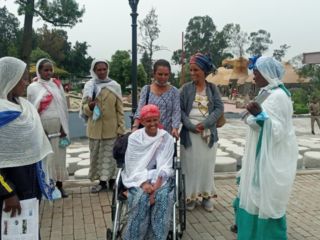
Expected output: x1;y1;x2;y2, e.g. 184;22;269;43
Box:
138;85;150;129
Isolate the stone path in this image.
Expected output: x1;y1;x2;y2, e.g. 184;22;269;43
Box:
39;173;320;240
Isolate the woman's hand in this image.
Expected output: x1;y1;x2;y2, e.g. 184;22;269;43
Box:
246;102;262;116
153;177;163;192
195;123;205;133
88;97;96;111
3;195;21;217
171;128;179;139
60;126;66;138
141;182;154;194
149;193;155;205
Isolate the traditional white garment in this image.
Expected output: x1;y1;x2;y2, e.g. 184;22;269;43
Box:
122;128;174;188
0;57;52;168
239;57;298;219
181;89;217;201
27;58;69;139
27;58;69;182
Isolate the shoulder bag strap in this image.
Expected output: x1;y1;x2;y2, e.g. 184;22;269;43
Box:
145;85;150;105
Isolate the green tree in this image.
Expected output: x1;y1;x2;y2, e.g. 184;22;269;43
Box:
63;41;92;76
226;23;248;57
109;50;132;92
137;64;147;87
172;16;233;67
0;7;20;57
140;51;152;81
37;24;70;65
273;44;290;62
15;0;84;64
138;8;166;81
30;47;52;63
184;16;216;57
211;24;233;66
246;29;273;56
171;49;183;65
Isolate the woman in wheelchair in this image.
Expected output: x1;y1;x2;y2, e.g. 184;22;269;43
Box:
121;104;175;240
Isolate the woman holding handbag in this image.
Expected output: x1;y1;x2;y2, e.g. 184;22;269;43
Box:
180;53;224;212
132;59;180;139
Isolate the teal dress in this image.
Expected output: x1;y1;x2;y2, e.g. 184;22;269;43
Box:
233;197;287;240
233;175;287;240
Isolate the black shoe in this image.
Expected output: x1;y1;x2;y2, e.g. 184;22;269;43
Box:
230;224;238;234
312;131;315;135
58;187;69;198
108;179;115;190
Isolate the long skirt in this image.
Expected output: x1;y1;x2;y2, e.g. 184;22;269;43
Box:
181;132;217;202
41;117;68;182
234;197;287;240
88;138;116;182
124;181;174;240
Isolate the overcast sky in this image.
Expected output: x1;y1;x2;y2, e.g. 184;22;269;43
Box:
1;0;319;66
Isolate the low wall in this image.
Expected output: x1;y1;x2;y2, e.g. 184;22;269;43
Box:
68;110;132;139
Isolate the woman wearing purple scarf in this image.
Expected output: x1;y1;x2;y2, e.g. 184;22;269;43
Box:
180;53;224;212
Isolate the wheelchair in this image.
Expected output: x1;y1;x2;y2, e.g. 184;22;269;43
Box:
106;137;186;240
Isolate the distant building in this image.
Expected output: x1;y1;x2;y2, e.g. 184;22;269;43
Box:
207;57;310;96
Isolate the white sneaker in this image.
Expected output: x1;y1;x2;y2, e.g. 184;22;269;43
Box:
186;201;196;211
202;198;214;212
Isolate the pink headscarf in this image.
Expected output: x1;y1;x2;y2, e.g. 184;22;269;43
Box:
140;104;160;119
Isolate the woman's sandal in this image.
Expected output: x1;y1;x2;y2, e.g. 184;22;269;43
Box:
91;184;106;193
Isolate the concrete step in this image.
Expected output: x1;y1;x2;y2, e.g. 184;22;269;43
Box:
216;149;229;157
78;152;90;159
304;151;320;169
74;168;89;180
297;154;303;169
77;159;90;169
215;157;237;172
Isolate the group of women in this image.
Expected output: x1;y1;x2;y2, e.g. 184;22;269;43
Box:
0;53;297;240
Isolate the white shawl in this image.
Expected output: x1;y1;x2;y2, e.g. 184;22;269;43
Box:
239;57;298;219
122;129;174;188
0;57;52;168
27;58;69;138
83;59;122;100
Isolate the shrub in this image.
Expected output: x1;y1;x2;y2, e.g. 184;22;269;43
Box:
293;103;309;114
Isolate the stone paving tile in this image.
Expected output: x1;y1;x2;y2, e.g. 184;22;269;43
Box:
40;173;320;240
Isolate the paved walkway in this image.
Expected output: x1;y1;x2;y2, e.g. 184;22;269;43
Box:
39;173;320;240
39;118;320;240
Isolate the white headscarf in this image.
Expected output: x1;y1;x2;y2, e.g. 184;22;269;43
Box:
255;57;286;91
27;58;70;138
0;57;52;168
82;59;122;100
0;57;26;99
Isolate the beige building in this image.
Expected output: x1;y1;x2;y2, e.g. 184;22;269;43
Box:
207;57;310;97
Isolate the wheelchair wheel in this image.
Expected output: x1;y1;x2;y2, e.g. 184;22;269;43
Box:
179;173;186;232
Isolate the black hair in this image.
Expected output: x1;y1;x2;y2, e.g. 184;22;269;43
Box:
153;59;171;74
93;61;108;71
38;59;53;70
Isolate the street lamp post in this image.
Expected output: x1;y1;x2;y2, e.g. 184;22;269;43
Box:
129;0;139;121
